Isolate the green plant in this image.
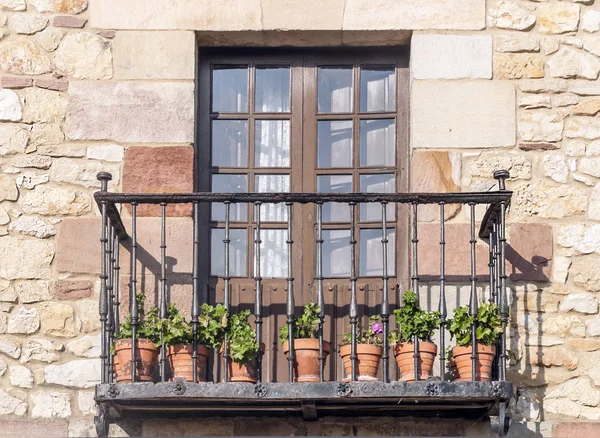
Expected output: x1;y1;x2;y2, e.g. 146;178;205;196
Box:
388;290;441;345
341;315;383;346
226;309;259;365
278;302;321;345
161;303;228;348
114;293;162;346
448;302;503;347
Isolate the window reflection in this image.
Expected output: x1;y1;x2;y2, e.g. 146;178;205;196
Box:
317;175;352;222
212;120;248;168
360;119;395;167
211;174;247;221
255;66;291;113
211;228;247;277
359;174;396;221
318;67;353;113
255;120;290;167
360;67;395;113
212;66;248;113
359;229;396;276
323;229;351;277
317;120;352;168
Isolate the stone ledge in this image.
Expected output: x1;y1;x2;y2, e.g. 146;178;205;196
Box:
90;0;485;31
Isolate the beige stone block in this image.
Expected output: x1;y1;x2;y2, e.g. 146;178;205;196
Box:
261;0;344;31
412;81;515;148
114;31;195;80
66;81;194;143
411;34;492;80
90;0;262;31
343;0;485;31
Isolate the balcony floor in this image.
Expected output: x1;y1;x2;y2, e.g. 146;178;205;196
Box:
96;380;513;418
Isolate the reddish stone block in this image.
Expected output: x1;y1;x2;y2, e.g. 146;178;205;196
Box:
35;78;69;92
56;217;101;274
411;151;461;222
519;142;559;151
54;280;93;300
57;217;194;276
554;422;600;438
0;420;68;438
508;223;552;282
123;146;194;216
1;77;33;88
53;15;88;28
98;30;116;39
418;223;553;282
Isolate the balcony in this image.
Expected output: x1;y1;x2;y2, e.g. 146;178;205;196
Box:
93;170;513;437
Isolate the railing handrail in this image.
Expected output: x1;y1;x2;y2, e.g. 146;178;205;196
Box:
94;190;512;206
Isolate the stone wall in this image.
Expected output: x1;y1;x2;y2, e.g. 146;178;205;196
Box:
0;0;598;437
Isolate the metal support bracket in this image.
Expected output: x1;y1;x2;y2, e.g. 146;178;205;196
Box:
301;401;318;420
490;402;510;437
94;403;110;438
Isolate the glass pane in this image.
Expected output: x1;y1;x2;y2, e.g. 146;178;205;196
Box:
323;229;351;278
317;120;352;168
255;120;290;167
212;66;248;113
255;66;291;113
211;228;247;277
259;229;288;278
255;174;290;221
360;119;395;167
212;120;248;167
211;174;247;221
318;67;353;113
360;67;395;112
317;175;352;222
359;229;396;276
359;174;396;221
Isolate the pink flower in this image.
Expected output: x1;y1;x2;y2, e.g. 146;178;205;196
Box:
371;323;383;334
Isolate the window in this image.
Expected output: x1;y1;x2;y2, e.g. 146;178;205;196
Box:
198;49;409;381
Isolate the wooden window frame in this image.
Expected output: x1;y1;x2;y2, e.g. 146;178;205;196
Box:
197;47;410;293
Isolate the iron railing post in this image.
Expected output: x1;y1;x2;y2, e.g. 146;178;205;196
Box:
97;172;112;384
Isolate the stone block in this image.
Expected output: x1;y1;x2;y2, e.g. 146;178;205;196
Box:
44;359;100;388
90;0;262;31
412;81;515;148
1;76;32;88
53;15;87;28
56;217;194;275
66;81;195;143
417;223;552;281
122;146;194;216
0;420;67;436
114;31;195;80
54;280;92;300
343;0;485;31
261;0;344;30
411;34;492;79
554;422;600;438
411;151;461;222
143;418;234;436
0;238;53;280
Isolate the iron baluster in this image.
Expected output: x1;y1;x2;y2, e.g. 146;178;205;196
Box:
192;202;200;383
254;202;263;383
495;170;510;381
349;202;358;382
223;202;231;382
381;202;390;383
286;203;295;382
411;203;420;381
106;225;115;383
316;202;325;382
439;202;447;381
159;203;168;382
97;172;111;384
130;202;138;383
469;203;479;382
113;227;121;336
493;221;501;307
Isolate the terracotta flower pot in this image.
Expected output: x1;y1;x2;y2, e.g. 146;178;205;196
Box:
114;338;159;383
339;344;383;382
283;338;330;382
393;341;437;381
167;344;210;382
223;343;265;383
452;344;496;382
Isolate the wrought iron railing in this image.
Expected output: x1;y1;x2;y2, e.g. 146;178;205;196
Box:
94;170;512;388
